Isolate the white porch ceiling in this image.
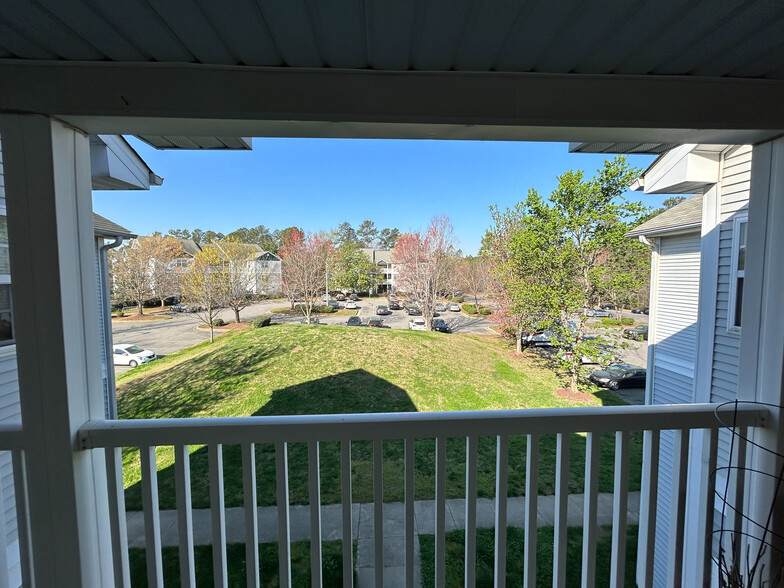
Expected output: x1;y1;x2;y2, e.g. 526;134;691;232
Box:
2;0;783;79
1;0;784;143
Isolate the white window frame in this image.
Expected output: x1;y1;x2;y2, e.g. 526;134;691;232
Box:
727;215;748;334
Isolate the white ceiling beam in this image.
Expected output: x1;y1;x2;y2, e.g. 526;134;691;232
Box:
1;61;783;142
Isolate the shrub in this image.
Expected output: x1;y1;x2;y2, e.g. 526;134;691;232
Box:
312;305;338;314
600;318;622;326
251;316;271;328
621;318;634;325
462;303;476;314
449;295;464;303
212;318;225;327
479;306;492;315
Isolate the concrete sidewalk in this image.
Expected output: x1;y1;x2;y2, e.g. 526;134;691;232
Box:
127;492;640;586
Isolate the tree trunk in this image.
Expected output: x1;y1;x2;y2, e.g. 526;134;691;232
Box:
160;298;165;307
137;300;143;316
234;308;241;323
474;293;479;313
516;327;522;354
209;324;214;343
570;367;579;394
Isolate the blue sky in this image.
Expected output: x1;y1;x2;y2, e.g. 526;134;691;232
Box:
93;138;669;255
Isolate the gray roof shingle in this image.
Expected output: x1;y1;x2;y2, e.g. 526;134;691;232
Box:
93;213;135;239
627;194;702;238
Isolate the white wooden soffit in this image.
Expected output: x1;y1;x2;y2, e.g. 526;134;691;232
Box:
89;134;163;190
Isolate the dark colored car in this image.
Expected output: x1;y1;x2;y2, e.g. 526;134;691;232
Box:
406;306;422;316
336;294;346;301
349;294;359;301
376;305;390;315
431;318;451;333
367;317;384;327
301;316;321;324
388;300;401;310
623;325;649;340
588;364;646;390
600;303;616;310
346;316;364;326
632;307;649;314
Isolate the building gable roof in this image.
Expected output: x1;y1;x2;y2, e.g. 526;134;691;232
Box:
92;213;135;239
626;194;703;238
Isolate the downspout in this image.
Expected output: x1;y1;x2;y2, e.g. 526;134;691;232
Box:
99;236;123;419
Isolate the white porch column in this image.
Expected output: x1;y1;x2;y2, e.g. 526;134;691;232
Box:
0;115;113;586
737;137;784;581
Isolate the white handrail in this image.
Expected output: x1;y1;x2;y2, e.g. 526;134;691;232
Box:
78;403;765;449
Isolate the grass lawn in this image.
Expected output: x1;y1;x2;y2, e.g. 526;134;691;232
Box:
117;325;642;510
129;540;350;587
419;525;638;587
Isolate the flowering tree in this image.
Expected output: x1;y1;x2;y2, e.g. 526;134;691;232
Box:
149;235;185;307
210;238;258;323
392;216;456;331
180;246;226;342
279;231;334;324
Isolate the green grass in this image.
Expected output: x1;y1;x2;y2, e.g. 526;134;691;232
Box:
419;525;638;587
129;539;351;587
117;325;641;510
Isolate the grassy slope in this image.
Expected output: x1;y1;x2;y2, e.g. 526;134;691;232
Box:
117;325;641;509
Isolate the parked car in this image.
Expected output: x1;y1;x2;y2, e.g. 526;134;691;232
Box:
349;294;359;301
599;303;616;310
376;305;390;315
172;303;201;313
632;307;649;314
586;308;614;317
588;364;647;390
559;338;615;365
301;316;321;324
336;294;346;301
431;318;451;333
388;300;401;310
345;300;357;309
112;344;156;368
435;302;447;312
367;317;384;328
448;303;461;312
405;306;422;316
623;325;649;340
523;321;577;347
326;300;340;309
346;316;364;326
408;317;426;331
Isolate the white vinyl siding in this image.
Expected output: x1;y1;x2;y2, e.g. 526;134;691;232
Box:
711;145;751;486
650;232;701;587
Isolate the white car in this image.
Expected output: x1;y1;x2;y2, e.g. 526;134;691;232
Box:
345;300;357;309
408;317;426;331
448;303;461;312
112;344;155;368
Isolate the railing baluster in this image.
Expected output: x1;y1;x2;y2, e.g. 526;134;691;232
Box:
243;443;260;588
582;432;600;588
465;435;478;587
140;446;163;587
637;430;660;588
524;433;539;588
610;430;630;588
103;447;129;588
209;444;228;588
435;436;446;588
276;441;292;588
729;427;747;568
553;433;570;588
494;434;509;588
341;440;353;588
695;428;718;587
174;445;196;588
309;441;323;588
405;437;415;588
373;439;384;588
12;449;33;588
667;429;689;587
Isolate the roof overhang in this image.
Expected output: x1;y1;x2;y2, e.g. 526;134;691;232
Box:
89;134;163;190
639;144;724;194
626;222;702;238
136;135;252;150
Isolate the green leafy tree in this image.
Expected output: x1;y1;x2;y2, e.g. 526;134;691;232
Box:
378;227;400;250
225;225;277;252
334;222;358;248
485;156;645;392
356;220;378;248
331;241;378;293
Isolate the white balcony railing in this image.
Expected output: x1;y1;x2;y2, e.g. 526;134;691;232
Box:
69;403;764;588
